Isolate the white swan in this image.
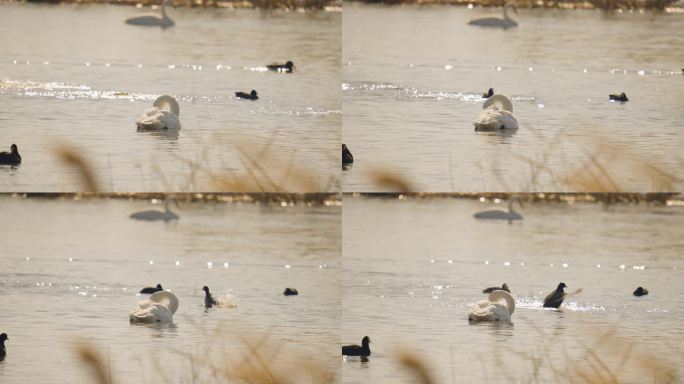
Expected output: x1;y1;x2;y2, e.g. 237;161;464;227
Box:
136;95;181;131
473;197;523;222
468;290;515;322
473;94;518;131
129;291;179;323
130;198;179;221
468;3;518;29
125;0;174;28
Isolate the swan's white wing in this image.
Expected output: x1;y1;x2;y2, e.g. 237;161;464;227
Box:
136;110;181;131
129;300;173;322
474;106;518;131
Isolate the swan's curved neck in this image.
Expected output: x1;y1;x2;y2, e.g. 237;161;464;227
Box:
489;290;515;315
161;1;167;17
503;4;515;20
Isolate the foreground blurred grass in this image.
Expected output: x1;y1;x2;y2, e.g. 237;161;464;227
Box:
55;138;338;193
75;329;337;384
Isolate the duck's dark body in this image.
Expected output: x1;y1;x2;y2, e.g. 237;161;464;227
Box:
633;286;649;297
236;90;258;100
203;286;217;308
342;336;371;357
342;144;353;166
609;92;628;102
140;284;163;294
0;144;21;165
267;61;295;73
543;282;567;308
283;288;299;296
483;283;510;294
0;333;8;360
483;88;494;98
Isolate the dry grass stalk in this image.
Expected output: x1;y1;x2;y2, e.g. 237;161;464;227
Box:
54;144;101;192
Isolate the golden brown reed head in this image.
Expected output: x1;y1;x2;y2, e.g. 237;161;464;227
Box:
54;144;101;192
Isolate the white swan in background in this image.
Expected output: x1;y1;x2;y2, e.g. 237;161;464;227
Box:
136;95;181;131
129;291;179;323
468;3;518;29
125;0;174;28
130;198;179;221
473;94;518;131
468;290;515;322
474;197;523;222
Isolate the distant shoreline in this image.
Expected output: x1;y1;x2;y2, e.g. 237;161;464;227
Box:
345;0;682;10
1;0;342;10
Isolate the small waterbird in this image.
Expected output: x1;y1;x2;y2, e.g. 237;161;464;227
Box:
0;144;21;165
633;286;649;296
543;282;567;308
482;88;494;98
140;284;163;294
0;333;8;360
283;288;299;296
235;90;258;100
202;286;238;308
266;61;295;73
483;283;510;294
342;336;371;357
342;144;354;166
609;92;628;102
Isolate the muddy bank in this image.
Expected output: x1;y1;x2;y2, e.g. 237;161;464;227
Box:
5;0;341;10
346;0;681;10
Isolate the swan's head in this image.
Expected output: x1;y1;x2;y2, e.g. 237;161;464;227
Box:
361;336;371;346
483;94;514;113
557;282;567;291
250;90;258;97
153;95;180;117
0;333;7;342
488;290;515;315
10;144;18;154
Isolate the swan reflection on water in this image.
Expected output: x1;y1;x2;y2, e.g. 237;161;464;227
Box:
468;3;518;29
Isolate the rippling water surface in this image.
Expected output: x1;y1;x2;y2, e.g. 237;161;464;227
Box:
343;4;684;192
0;196;340;382
0;4;340;191
343;196;684;382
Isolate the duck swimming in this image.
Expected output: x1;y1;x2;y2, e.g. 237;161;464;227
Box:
483;283;510;294
202;286;238;308
266;61;295;73
543;282;567;308
136;95;181;131
468;3;518;29
342;336;371;357
482;88;494;98
0;144;21;165
129;291;178;323
609;92;628;102
0;333;8;360
140;284;163;294
283;288;299;296
236;90;258;100
473;94;518;131
633;286;649;297
342;144;354;166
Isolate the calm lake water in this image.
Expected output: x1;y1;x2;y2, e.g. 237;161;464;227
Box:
0;195;341;383
343;195;684;383
342;4;684;192
0;4;340;192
